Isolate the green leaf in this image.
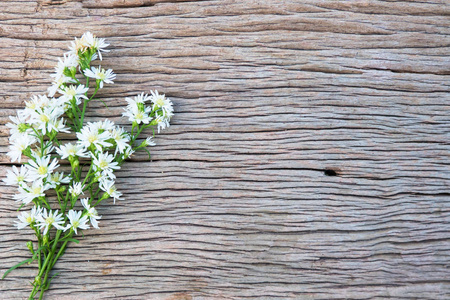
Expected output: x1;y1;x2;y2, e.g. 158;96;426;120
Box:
1;258;33;279
98;99;108;108
44;272;60;291
143;148;152;161
61;238;80;244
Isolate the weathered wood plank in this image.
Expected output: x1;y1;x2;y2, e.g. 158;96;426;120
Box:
1;0;449;299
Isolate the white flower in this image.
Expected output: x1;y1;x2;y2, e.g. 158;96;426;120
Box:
125;93;150;105
23;95;50;117
36;208;65;235
15;180;51;205
15;206;43;230
49;117;71;134
81;198;101;228
53;53;79;78
48;172;71;189
150;90;173;115
27;155;60;181
68;34;89;56
64;210;89;235
56;142;89;159
7;134;37;162
69;182;85;198
48;75;76;97
76;123;112;152
82;32;110;60
84;66;115;89
3;165;32;186
150;90;174;133
155;115;171;133
92;152;120;179
110;127;130;154
93;119;115;132
58;84;88;105
28;105;65;135
99;179;123;203
142;136;156;147
123;147;135;159
6;112;31;140
122;101;152;124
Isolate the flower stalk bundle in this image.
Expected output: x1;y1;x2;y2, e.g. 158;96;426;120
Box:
2;32;174;299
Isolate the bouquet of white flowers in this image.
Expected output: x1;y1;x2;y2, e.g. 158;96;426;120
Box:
2;32;173;300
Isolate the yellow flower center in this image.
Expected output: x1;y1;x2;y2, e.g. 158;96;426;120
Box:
155;97;165;107
46;217;54;225
88;135;97;144
37;165;48;175
40;114;50;123
66;88;77;96
98;72;106;80
99;160;108;169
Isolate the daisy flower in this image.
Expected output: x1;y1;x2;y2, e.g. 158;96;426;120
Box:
155;114;171;133
82;32;110;60
7;134;37;163
14;206;43;230
123;147;135;159
56;142;89;159
125;93;150;105
122;101;152;125
49;118;71;134
69;182;85;198
93;119;115;132
6;112;31;140
84;66;116;89
150;90;173;114
142;136;156;147
110;126;130;154
48;172;71;189
54;53;79;78
76;123;112;152
23;95;50;117
15;181;51;205
3;165;33;186
48;75;76;97
28;106;65;135
80;198;101;228
92;152;120;179
27;155;60;181
64;210;89;235
58;84;88;105
68;33;89;56
36;208;65;235
99;179;123;203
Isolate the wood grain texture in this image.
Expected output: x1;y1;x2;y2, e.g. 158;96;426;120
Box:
1;0;450;299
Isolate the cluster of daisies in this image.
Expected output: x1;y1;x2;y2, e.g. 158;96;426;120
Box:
3;32;173;238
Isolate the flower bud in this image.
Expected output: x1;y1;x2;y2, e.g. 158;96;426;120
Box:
66;110;74;118
43;235;49;246
26;241;34;254
34;276;41;286
70;66;77;77
69;156;79;168
18;123;28;133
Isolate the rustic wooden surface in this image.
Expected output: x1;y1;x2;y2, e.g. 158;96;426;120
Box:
1;0;450;299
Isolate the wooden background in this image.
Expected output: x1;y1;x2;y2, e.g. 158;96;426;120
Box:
1;0;449;299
